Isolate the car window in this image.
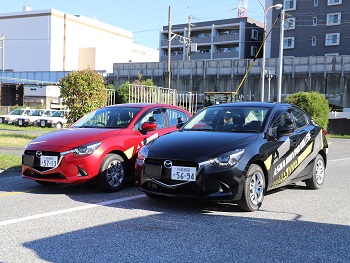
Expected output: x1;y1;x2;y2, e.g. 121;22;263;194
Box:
136;109;164;130
292;108;309;128
166;109;189;126
184;106;268;132
72;107;141;128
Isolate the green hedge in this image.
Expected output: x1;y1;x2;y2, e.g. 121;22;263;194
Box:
285;91;329;130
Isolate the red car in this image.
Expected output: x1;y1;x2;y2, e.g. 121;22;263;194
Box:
22;103;192;192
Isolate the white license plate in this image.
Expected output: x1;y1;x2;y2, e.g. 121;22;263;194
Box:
171;166;196;181
40;120;46;127
40;156;58;167
19;120;22;126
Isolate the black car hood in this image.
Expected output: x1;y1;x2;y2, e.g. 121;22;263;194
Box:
148;130;259;162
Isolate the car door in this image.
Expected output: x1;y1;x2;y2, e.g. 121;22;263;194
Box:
264;106;302;190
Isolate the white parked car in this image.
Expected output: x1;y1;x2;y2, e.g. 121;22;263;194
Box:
0;108;33;124
16;109;57;127
37;110;68;129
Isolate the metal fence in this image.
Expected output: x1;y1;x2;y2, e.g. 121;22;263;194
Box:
122;84;200;114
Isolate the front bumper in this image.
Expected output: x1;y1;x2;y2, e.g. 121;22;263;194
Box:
22;150;101;184
138;158;246;201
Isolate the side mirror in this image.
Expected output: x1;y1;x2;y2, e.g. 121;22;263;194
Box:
277;118;294;136
176;117;184;129
141;122;157;132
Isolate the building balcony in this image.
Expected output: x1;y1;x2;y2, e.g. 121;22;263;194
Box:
213;34;239;43
213;51;239;59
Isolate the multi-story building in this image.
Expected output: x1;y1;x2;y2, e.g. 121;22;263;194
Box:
0;6;158;73
270;0;350;57
159;17;264;62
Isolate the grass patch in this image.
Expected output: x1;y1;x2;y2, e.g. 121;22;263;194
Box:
0;153;21;170
0;123;52;132
0;132;38;147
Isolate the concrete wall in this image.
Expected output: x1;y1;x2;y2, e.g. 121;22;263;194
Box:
112;56;350;108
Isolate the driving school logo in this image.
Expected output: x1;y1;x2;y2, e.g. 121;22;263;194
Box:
272;132;312;187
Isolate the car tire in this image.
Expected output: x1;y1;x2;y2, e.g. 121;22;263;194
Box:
305;154;325;190
237;164;265;212
56;122;63;129
98;153;127;192
35;180;56;185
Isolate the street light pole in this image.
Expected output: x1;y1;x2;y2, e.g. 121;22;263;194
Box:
277;9;285;102
257;0;282;102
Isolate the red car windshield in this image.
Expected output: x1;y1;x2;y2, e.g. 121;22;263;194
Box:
72;107;142;128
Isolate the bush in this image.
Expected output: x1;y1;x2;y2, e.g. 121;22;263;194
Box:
115;76;155;104
59;68;107;124
285;91;329;130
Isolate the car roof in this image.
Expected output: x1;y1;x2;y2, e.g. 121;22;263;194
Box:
103;103;185;109
209;102;292;109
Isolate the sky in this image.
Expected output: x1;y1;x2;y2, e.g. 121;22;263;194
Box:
2;0;266;49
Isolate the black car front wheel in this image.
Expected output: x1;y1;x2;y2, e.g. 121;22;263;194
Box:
237;164;265;212
305;154;325;189
98;153;127;192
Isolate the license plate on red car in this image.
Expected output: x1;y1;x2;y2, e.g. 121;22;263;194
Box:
40;156;58;167
171;166;196;181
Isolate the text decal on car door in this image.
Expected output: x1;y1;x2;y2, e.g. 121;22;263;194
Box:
272;132;312;187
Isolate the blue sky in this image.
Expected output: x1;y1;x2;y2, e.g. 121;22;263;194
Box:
3;0;265;49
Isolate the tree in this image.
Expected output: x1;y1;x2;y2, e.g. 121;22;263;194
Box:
285;91;329;130
59;68;108;124
115;75;155;104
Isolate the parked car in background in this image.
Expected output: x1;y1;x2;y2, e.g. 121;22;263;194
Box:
136;102;329;212
16;109;57;127
22;103;192;192
37;110;67;129
0;108;33;124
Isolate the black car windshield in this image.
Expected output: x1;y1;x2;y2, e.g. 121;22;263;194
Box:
183;106;269;132
72;107;142;128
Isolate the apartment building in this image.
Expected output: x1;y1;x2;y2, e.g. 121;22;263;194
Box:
159;17;264;62
270;0;350;57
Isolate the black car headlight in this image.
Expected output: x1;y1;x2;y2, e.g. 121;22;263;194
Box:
73;142;101;156
210;149;245;167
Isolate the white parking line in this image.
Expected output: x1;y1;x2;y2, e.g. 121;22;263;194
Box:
0;194;146;226
328;157;350;162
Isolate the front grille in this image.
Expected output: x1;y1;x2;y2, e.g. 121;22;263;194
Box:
144;158;199;184
24;150;61;172
146;158;198;168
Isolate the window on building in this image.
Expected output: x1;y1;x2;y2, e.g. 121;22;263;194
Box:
314;0;318;6
313;17;317;26
325;33;340;46
284;37;295;49
250;46;258;56
251;29;258;40
312;37;316;46
285;18;295;30
327;13;341;25
328;0;342;6
284;0;296;10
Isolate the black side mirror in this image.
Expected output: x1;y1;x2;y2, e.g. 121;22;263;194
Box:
176;117;184;129
277;118;294;136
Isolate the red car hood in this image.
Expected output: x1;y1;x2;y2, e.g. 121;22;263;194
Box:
26;128;122;151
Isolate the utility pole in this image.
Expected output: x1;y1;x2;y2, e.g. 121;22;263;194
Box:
1;34;4;72
186;15;192;61
167;6;172;90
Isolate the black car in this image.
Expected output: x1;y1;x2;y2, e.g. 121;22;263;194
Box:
135;102;329;212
